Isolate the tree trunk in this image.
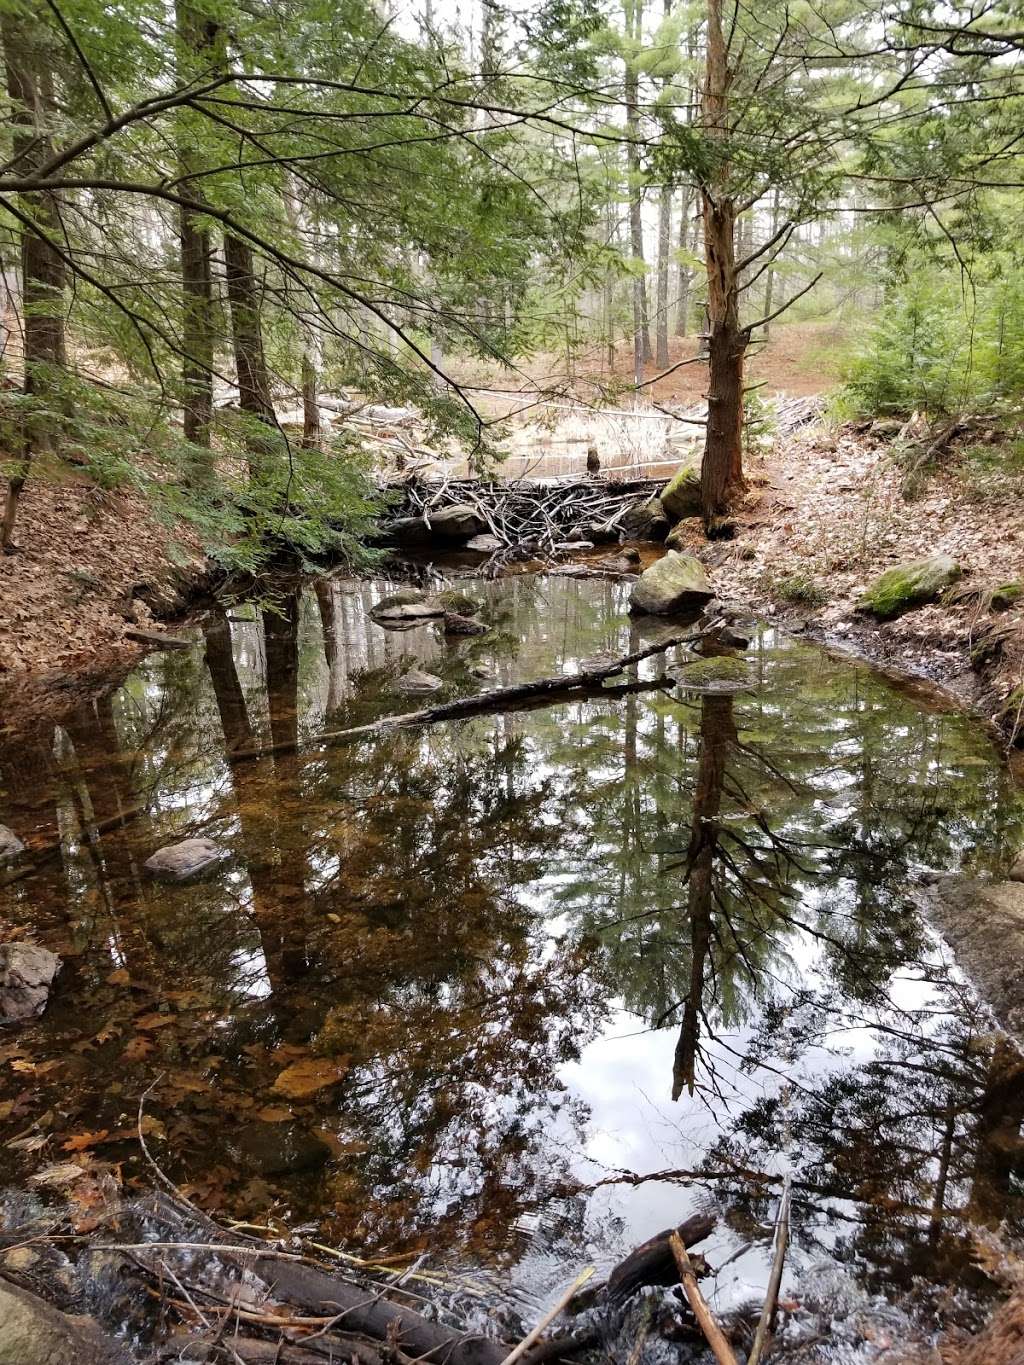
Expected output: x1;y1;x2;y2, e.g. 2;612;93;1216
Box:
675;186;692;336
698;0;746;529
175;1;218;466
0;14;65;550
624;0;652;369
223;231;276;476
655;187;672;368
762;188;781;339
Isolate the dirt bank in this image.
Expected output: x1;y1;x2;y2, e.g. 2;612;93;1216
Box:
668;420;1024;749
0;472;213;736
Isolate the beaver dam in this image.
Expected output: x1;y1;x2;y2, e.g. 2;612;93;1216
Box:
1;571;1023;1362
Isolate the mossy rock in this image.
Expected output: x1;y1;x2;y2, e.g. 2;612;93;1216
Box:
673;655;755;694
857;556;961;620
991;582;1024;612
660;463;702;521
373;588;428;610
629;551;714;616
432;589;480;615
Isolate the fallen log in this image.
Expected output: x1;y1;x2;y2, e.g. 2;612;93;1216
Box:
606;1212;716;1303
230;627;707;762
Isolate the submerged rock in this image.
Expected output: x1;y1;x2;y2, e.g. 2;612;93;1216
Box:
429;504;485;538
230;1121;331;1176
0;1280;131;1365
857;555;961;620
630;552;714;616
0;824;25;861
443;612;488;636
0;944;61;1023
144;836;226;882
660;463;702;521
395;669;443;695
672;656;755;694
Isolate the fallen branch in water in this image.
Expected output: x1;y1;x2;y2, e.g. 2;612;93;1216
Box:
499;1268;595;1365
230;626;708;762
747;1173;792;1365
669;1232;738;1365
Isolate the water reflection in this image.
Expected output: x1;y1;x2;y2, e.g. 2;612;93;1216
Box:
0;575;1022;1322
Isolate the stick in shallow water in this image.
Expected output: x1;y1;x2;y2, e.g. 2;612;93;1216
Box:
669;1231;738;1365
498;1267;595;1365
747;1173;792;1365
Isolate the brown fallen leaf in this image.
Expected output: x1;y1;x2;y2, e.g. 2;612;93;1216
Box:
106;967;130;986
255;1106;292;1122
271;1056;350;1100
134;1012;175;1030
120;1036;153;1063
62;1130;111;1152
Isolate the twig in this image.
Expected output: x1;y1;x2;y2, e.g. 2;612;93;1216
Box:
498;1268;595;1365
668;1232;738;1365
747;1174;792;1365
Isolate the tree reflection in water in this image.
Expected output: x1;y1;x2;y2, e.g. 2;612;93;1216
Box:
0;574;1021;1309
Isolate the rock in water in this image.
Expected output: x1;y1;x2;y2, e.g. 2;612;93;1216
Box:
432;590;480;615
660;463;702;521
144;836;226;882
0;1279;131;1365
395;669;443;695
443;612;487;636
0;944;61;1022
464;534;503;553
857;555;961;620
429;504;486;538
630;552;715;616
0;825;24;861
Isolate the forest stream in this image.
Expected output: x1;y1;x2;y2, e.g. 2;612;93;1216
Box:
2;571;1024;1359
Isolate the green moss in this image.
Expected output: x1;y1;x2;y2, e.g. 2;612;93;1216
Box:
674;656;754;692
432;590;480;615
660;463;702;521
373;588;428;610
991;582;1024;611
857;556;961;620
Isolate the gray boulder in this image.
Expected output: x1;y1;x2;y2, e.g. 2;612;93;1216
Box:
0;824;24;861
144;836;225;882
465;533;503;553
665;519;698;553
630;552;715;616
0;944;61;1022
0;1280;131;1365
370;590;445;627
429;504;485;538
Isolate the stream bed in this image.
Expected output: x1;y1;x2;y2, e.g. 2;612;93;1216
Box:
1;571;1023;1356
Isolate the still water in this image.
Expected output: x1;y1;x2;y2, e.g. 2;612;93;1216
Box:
1;573;1023;1344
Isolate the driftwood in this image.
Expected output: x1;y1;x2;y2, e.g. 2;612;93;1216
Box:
606;1212;716;1303
231;628;707;762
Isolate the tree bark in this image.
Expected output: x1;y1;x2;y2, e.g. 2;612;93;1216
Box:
675;185;693;336
175;1;218;464
0;13;66;550
655;186;672;368
624;0;652;370
698;0;746;529
223;231;277;477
